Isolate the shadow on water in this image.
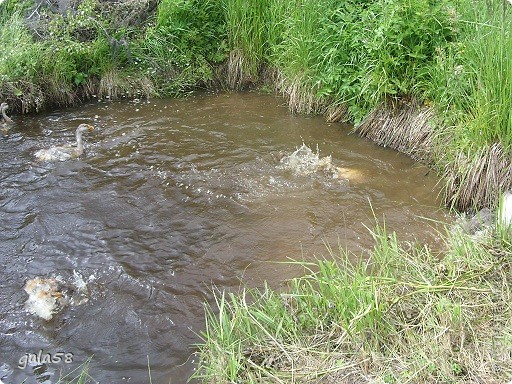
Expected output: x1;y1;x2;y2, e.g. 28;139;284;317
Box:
0;92;451;383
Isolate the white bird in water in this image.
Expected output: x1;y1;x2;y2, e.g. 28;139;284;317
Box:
35;123;95;161
0;102;12;124
1;102;13;133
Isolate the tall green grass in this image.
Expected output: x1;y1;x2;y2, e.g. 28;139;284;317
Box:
0;13;44;82
195;220;512;383
145;0;227;93
429;2;512;209
221;0;272;88
458;11;512;151
248;0;458;120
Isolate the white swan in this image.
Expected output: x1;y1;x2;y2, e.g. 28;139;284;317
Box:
0;102;12;124
35;123;95;161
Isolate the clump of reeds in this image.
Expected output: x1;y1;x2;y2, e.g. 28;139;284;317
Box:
274;72;328;116
221;0;272;90
443;142;512;211
355;98;436;163
195;219;512;383
436;2;512;210
98;69;154;100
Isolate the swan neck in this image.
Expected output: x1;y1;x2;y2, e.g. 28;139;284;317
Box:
1;106;12;123
76;130;84;154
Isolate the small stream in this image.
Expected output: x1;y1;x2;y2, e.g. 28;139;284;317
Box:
0;92;449;383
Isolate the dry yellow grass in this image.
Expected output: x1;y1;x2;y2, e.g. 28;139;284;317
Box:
355;99;435;163
444;142;512;210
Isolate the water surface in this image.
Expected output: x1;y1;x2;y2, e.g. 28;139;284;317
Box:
0;92;449;383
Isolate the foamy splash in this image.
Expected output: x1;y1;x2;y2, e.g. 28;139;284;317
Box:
279;143;333;176
279;143;364;182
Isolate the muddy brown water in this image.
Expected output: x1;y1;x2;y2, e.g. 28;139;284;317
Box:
0;92;450;383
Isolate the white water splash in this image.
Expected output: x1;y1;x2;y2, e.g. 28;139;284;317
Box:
279;143;365;183
24;277;65;321
279;143;334;176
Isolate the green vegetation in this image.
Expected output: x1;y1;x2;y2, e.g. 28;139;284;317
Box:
0;0;229;110
194;219;512;382
55;358;95;384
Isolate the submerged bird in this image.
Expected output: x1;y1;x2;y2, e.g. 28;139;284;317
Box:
24;274;89;320
24;277;66;321
35;123;95;161
0;102;12;124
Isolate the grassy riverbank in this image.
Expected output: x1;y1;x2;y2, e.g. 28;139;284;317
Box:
194;219;512;383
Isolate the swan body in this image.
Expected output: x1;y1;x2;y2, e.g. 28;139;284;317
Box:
35;123;94;161
0;102;12;124
24;277;65;321
1;102;12;133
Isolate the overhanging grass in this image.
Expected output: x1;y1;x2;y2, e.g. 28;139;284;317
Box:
221;0;273;89
195;221;512;383
429;2;512;210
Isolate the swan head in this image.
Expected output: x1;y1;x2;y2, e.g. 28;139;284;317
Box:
1;102;9;111
76;123;95;134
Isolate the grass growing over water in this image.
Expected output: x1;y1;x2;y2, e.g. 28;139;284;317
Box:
195;220;512;383
439;3;512;209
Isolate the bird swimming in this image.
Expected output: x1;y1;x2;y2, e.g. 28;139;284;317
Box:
0;102;12;124
1;102;12;134
24;277;66;321
24;274;90;320
35;123;95;161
